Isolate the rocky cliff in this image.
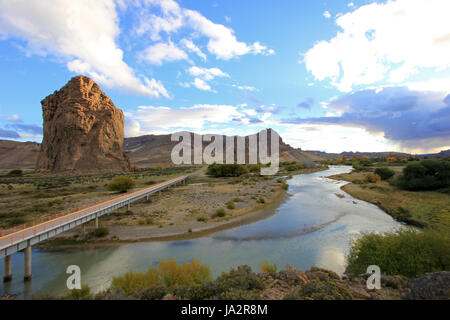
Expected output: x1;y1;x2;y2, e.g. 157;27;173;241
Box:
36;76;130;173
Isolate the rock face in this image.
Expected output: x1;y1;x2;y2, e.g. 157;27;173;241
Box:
36;75;131;173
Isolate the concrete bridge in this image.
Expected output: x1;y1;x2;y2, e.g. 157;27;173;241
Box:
0;174;192;283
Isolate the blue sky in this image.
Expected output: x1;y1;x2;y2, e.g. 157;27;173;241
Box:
0;0;449;153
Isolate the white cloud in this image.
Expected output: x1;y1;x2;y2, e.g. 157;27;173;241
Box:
134;0;274;60
180;38;207;61
304;0;450;92
323;11;331;19
232;84;258;92
139;41;188;65
6;114;21;122
283;124;397;153
188;66;229;80
126;104;243;133
192;78;213;92
0;0;169;98
187;66;229;92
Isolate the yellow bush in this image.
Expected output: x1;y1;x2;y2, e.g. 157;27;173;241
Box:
110;259;211;294
364;173;381;183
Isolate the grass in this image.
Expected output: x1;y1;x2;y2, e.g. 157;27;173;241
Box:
330;170;450;231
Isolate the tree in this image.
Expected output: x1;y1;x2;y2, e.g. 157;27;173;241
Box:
155;163;164;170
106;176;136;193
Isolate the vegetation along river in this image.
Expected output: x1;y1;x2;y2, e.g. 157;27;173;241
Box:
1;166;403;298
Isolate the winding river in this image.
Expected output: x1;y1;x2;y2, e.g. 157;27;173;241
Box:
0;166;402;299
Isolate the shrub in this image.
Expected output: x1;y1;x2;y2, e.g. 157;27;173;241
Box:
64;285;93;300
281;182;289;190
213;208;226;218
260;261;277;273
396;159;450;191
289;279;353;300
91;227;109;238
346;228;450;278
138;217;154;225
226;201;235;210
8;169;23;176
248;164;261;173
106;176;136;193
206;163;248;177
257;197;265;204
374;167;395;180
213;265;265;299
111;259;211;295
364;173;381;183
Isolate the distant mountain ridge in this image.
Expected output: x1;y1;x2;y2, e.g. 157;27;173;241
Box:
123;130;326;168
0;137;448;171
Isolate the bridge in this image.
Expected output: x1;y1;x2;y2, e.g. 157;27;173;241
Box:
0;174;192;283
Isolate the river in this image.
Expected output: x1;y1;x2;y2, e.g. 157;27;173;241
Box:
0;166;402;298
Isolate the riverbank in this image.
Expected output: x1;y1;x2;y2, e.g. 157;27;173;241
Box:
329;170;450;231
37;167;327;249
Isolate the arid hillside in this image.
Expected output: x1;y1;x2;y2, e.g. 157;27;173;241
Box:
0;140;40;170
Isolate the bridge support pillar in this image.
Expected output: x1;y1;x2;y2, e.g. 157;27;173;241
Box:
3;255;12;283
128;202;131;210
82;224;86;235
24;246;32;281
95;216;99;228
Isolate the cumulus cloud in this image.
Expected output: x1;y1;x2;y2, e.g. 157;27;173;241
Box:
139;41;188;65
192;78;212;92
304;0;450;92
133;0;274;60
180;38;207;61
282;86;450;153
0;0;169;98
323;11;331;19
188;66;229;80
126;104;244;135
187;66;229;92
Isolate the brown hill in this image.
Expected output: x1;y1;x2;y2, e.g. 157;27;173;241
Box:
123;130;325;168
0;140;40;170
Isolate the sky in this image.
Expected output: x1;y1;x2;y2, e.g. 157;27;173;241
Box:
0;0;449;154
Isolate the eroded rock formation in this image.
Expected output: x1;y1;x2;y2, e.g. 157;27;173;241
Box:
36;75;130;173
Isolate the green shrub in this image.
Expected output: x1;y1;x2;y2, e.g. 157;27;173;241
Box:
256;197;265;204
91;227;109;238
289;279;353;300
137;284;167;300
281;182;289;190
106;176;136;192
248;164;261;173
213;265;265;299
346;228;450;278
8;169;23;176
374;167;395;180
213;208;226;218
206;163;248;177
226;201;235;210
64;285;93;300
396;159;450;191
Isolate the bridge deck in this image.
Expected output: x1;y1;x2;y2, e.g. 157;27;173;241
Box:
0;174;190;259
